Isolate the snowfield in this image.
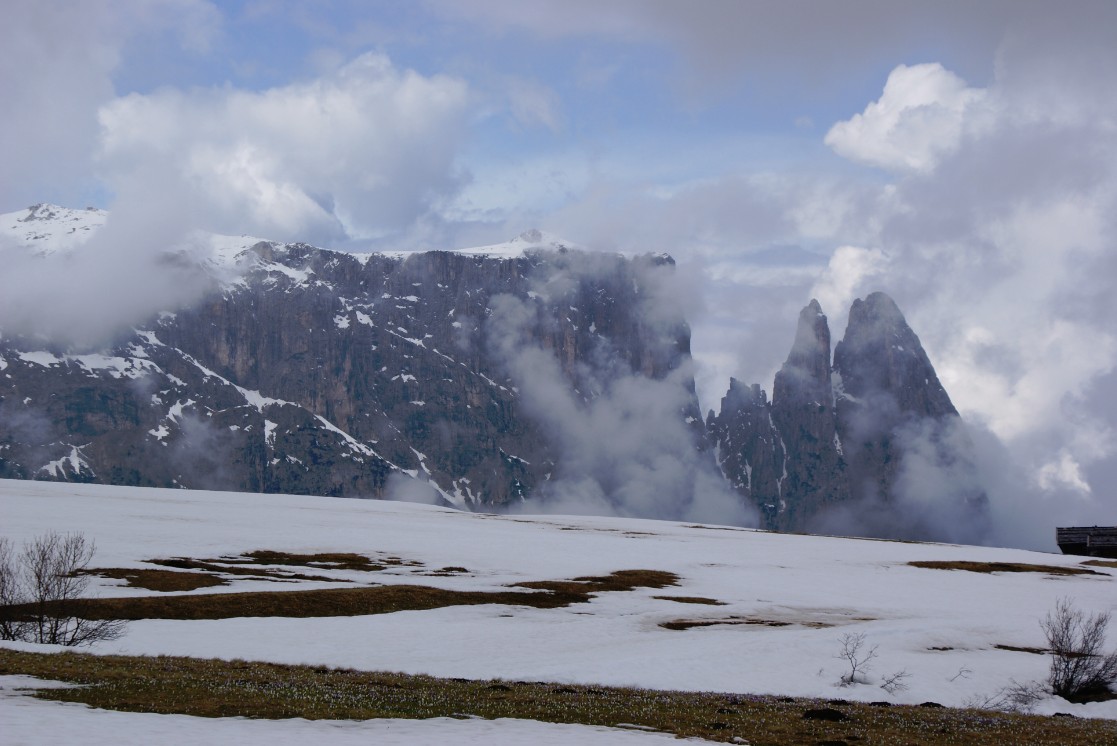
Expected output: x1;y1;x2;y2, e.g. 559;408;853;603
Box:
1;478;1115;743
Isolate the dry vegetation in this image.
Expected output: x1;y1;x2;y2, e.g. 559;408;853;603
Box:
1;649;1113;745
651;595;727;606
235;550;389;571
907;561;1105;576
0;569;679;622
995;644;1048;655
659;616;835;631
149;558;340;583
81;568;228;592
1083;560;1117;570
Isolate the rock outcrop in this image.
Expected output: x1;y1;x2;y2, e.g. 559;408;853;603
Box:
0;239;693;509
0;206;988;539
711;293;987;539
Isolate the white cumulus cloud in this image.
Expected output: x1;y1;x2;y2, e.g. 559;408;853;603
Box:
808;245;887;325
824;63;988;173
97;52;470;243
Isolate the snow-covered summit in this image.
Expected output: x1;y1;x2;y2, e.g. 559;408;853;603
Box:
1;206;585;265
453;229;580;258
0;203;108;254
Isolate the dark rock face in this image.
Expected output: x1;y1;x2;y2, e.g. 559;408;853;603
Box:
833;291;959;509
706;380;785;526
711;293;987;539
0;243;693;510
0;220;987;539
769;300;848;531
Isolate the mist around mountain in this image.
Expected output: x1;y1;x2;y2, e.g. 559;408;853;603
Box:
0;204;1024;548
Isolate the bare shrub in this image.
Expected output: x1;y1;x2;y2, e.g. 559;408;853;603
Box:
1042;598;1117;701
0;532;126;646
964;679;1047;714
949;666;973;682
880;669;911;694
0;538;29;641
836;632;878;686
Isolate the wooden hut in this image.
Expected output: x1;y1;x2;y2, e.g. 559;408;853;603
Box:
1056;526;1117;558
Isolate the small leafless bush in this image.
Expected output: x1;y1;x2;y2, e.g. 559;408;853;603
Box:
836;632;878;686
0;532;126;646
949;666;973;682
880;669;911;694
963;679;1047;714
1042;597;1117;701
0;538;29;641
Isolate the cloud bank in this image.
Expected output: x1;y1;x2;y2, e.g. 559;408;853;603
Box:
804;41;1117;547
99;52;470;244
483;259;756;528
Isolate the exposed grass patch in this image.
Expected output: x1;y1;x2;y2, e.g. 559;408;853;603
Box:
1082;560;1117;569
82;568;228;592
2;649;1113;745
996;644;1048;655
144;549;416;584
660;616;826;631
149;558;340;583
652;595;727;606
908;561;1104;576
238;551;385;572
424;566;470;576
1;570;679;622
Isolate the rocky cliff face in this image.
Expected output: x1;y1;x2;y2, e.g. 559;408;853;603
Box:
0;226;693;509
709;293;987;540
0;205;987;540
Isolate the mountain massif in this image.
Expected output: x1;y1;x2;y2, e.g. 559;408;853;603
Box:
0;204;986;540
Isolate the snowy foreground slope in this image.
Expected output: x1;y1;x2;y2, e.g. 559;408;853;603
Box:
1;479;1115;742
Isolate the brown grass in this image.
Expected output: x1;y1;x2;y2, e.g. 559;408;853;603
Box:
149;558;341;583
2;649;1113;745
422;566;471;576
238;550;386;572
1;570;679;622
652;595;727;606
1082;560;1117;569
660;616;830;631
996;644;1048;655
82;568;228;592
908;561;1104;576
141;549;407;584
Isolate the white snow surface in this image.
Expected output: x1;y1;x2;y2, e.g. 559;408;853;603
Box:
0;204;107;254
1;206;584;268
451;228;581;258
1;478;1115;743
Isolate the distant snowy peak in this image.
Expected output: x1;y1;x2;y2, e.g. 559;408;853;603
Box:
0;203;107;254
2;206;586;265
454;229;580;258
0;203;282;279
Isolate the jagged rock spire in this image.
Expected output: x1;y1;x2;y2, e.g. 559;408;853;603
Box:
832;292;987;541
833;291;956;417
773;298;832;407
711;292;986;542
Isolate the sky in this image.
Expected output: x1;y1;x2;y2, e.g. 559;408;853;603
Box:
2;0;1116;545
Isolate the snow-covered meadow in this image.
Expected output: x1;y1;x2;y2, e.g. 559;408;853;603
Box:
1;477;1115;741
